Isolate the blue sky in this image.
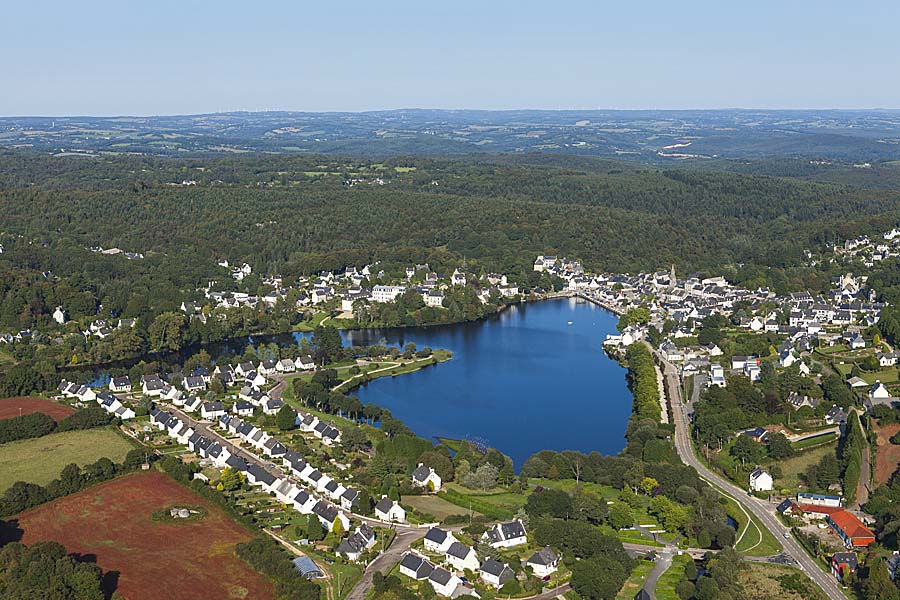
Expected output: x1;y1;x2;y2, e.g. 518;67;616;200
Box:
2;0;898;115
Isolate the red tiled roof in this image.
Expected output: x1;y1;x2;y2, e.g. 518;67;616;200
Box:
829;510;875;545
796;504;842;515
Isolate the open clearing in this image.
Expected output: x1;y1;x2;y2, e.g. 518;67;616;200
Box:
0;396;75;421
874;422;900;487
403;494;481;520
740;562;827;600
778;443;836;490
0;428;134;492
15;471;273;600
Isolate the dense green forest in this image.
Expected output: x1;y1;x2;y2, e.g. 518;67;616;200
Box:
2;150;900;344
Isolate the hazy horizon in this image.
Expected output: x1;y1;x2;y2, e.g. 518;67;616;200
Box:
3;0;899;116
4;106;900;119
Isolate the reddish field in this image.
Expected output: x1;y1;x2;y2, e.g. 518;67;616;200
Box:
875;422;900;488
16;471;274;600
0;396;75;421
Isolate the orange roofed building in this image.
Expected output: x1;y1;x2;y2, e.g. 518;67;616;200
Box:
826;510;875;548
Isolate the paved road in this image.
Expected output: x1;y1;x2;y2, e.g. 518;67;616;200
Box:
642;547;674;600
345;528;426;600
649;347;846;600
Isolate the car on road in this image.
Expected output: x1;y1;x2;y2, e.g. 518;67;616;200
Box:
783;533;790;538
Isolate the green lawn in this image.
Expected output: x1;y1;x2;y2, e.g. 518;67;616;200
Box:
778;443;837;490
861;368;899;384
529;478;622;500
719;490;782;556
403;495;482;520
439;485;527;519
0;428;134;492
831;362;853;377
790;433;838;452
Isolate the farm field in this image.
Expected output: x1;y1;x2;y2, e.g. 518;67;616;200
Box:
0;396;75;421
0;428;134;492
874;422;900;488
15;471;274;600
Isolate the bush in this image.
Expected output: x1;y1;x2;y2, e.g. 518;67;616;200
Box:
0;412;56;444
57;407;114;432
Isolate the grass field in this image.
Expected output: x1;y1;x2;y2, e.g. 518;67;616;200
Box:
717;488;782;557
439;484;527;520
778;443;837;490
15;471;274;600
0;396;75;421
740;562;828;600
403;495;481;520
0;428;134;492
790;432;838;451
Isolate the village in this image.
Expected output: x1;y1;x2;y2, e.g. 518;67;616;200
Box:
51;339;566;599
10;224;900;597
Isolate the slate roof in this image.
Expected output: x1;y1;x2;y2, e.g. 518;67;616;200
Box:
374;497;395;514
527;547;558;566
446;541;472;559
424;527;448;544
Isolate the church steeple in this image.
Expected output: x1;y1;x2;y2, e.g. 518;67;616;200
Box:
669;264;676;287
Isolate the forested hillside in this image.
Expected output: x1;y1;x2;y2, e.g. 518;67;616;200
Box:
2;151;900;333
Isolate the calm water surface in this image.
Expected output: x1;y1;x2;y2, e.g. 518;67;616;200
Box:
341;298;632;467
85;298;631;468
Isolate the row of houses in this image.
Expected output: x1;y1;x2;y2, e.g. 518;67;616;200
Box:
58;380;135;420
397;523;555;597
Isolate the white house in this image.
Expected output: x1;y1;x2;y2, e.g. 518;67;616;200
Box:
423;527;457;554
276;358;296;373
445;542;479;572
428;567;463;597
374;497;406;523
749;466;773;492
52;306;67;325
201;401;226;420
109;376;131;393
709;364;727;388
526;547;560;578
411;463;442;492
870;381;891;400
480;559;515;588
399;553;435;581
424;291;445;308
372;285;406;303
483;520;527;548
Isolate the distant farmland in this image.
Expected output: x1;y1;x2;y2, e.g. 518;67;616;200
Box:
16;471;274;600
0;396;75;421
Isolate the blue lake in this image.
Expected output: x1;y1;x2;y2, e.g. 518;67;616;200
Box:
84;297;632;468
338;297;632;468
